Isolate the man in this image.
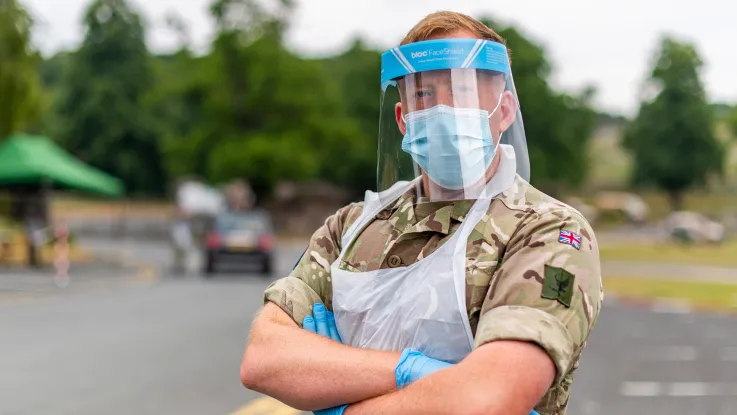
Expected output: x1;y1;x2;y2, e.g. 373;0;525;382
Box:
241;11;602;415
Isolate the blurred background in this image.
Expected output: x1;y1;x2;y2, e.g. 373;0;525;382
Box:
0;0;735;414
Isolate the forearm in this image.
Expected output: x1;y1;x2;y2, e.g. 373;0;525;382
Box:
346;341;553;415
345;366;503;415
241;303;400;411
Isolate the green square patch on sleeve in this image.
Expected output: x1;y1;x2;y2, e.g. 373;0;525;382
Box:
541;265;575;308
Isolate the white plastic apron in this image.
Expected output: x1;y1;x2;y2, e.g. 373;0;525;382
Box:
331;145;517;363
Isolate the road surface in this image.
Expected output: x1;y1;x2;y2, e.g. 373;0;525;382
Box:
0;238;735;415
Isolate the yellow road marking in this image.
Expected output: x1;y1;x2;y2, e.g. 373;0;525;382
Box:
230;396;302;415
0;259;160;307
133;266;159;286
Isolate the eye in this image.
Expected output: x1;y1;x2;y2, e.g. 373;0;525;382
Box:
415;90;433;99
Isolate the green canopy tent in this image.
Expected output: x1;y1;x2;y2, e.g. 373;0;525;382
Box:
0;134;124;197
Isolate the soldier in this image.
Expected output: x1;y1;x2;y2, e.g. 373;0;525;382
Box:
240;11;602;415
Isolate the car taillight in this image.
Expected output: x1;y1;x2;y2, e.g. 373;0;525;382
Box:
206;232;221;249
259;234;274;251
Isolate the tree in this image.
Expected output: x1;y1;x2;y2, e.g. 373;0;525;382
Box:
0;0;42;139
318;39;382;193
623;37;724;210
157;0;373;198
479;19;597;195
730;105;737;140
52;0;166;195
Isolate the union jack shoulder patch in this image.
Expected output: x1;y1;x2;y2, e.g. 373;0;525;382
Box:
559;230;582;250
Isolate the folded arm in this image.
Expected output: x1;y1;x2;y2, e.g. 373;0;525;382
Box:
241;202;385;410
240;302;401;411
345;340;555;415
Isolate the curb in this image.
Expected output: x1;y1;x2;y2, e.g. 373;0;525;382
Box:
0;253;161;308
604;292;737;316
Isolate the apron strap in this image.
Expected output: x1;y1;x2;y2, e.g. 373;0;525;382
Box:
339;179;416;255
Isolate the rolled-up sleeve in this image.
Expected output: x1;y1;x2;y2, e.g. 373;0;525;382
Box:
474;209;603;385
263;202;363;326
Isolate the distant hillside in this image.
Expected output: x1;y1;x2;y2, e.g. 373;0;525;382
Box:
595;112;628;130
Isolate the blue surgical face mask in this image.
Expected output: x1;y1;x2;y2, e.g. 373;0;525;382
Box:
401;97;503;190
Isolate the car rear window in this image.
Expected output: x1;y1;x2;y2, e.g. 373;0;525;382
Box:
216;214;271;233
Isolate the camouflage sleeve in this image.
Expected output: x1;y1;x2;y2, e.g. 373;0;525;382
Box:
263;202;364;326
474;208;603;385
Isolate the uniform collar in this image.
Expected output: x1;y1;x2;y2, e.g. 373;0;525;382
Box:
375;144;517;234
376;190;473;235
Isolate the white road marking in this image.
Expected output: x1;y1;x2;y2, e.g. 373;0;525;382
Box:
620;382;663;397
621;382;737;397
667;382;725;397
655;346;697;361
650;298;693;314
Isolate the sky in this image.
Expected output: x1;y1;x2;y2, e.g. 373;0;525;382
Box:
24;0;737;116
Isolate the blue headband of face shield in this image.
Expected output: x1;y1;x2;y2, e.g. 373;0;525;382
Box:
380;38;511;92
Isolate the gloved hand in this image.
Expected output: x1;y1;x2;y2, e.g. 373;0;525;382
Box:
312;405;348;415
303;303;348;415
302;303;342;342
394;348;454;389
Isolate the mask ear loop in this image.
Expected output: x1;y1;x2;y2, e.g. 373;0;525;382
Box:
486;92;504;120
487;92;505;148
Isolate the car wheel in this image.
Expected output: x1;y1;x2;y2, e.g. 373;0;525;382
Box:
261;255;273;277
204;253;216;277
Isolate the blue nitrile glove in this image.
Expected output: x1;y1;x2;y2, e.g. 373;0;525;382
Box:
394;348;454;389
312;405;349;415
302;303;342;342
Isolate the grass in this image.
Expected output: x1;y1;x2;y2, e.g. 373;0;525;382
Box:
637;192;737;222
604;275;737;312
599;239;737;268
585;121;737;216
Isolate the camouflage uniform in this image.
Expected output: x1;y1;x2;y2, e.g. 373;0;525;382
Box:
264;175;603;415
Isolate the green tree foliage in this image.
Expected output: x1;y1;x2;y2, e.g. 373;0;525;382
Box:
0;0;42;139
157;0;372;197
730;105;737;140
479;19;597;194
623;37;724;210
52;0;166;195
36;4;603;200
318;39;382;193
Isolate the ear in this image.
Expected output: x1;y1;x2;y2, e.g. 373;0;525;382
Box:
499;91;517;132
395;102;407;135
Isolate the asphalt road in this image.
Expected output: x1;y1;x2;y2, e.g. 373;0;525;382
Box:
1;238;736;415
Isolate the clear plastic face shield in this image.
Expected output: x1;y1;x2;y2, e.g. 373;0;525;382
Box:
378;39;530;202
